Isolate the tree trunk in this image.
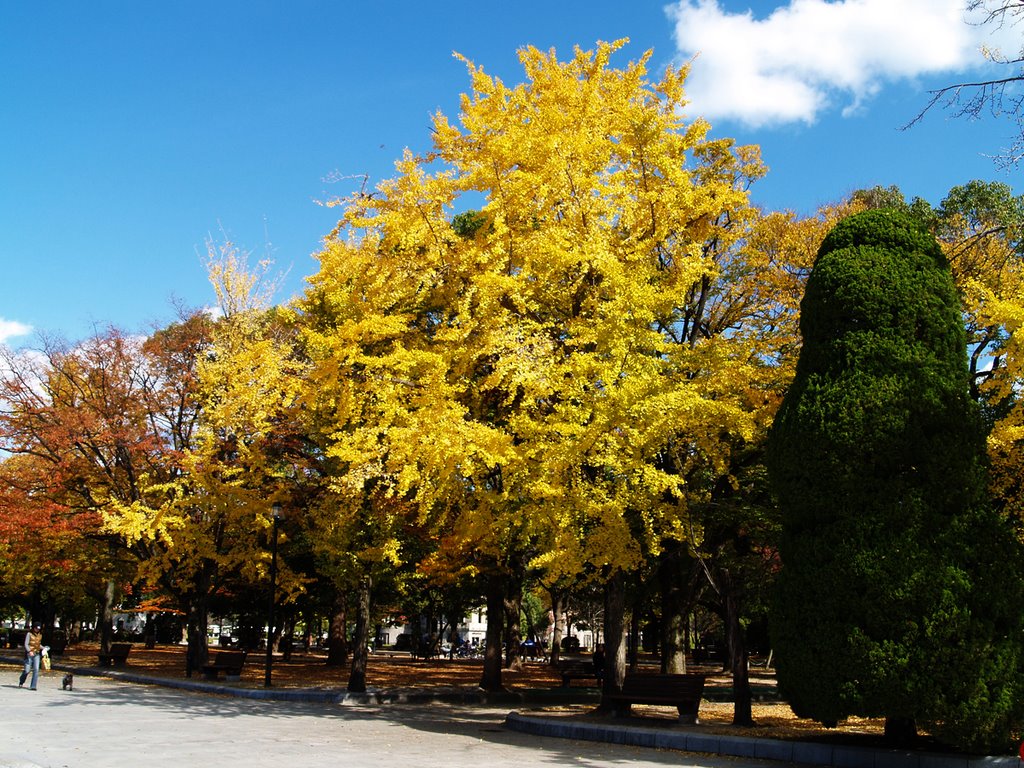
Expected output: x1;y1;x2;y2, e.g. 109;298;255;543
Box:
269;614;283;654
628;605;641;672
423;603;438;658
884;716;917;744
281;612;295;662
347;575;371;693
480;573;505;691
184;593;210;679
503;571;523;671
548;588;564;666
98;579;116;656
326;589;349;666
302;606;316;651
598;570;628;713
721;568;753;726
659;547;687;673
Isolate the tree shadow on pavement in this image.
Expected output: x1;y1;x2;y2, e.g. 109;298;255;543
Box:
25;677;752;768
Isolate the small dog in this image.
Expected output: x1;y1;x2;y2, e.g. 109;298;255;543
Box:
61;672;73;691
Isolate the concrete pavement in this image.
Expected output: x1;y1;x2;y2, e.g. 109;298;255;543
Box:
1;658;1019;768
0;671;768;768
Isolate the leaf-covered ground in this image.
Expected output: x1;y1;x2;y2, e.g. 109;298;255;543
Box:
41;642;909;747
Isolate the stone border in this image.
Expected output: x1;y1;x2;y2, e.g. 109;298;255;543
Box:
505;712;1022;768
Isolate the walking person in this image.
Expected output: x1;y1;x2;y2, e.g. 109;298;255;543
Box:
19;624;43;690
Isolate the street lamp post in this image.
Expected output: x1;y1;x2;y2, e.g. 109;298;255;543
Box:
264;501;283;688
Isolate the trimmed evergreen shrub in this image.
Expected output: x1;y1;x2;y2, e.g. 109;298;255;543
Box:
767;208;1024;753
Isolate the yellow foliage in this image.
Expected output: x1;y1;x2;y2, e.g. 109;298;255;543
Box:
941;205;1024;523
204;236;285;318
299;40;828;587
101;247;308;600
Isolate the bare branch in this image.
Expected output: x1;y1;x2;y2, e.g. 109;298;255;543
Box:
906;1;1024;165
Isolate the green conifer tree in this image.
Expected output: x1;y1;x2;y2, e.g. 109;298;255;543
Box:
767;209;1024;752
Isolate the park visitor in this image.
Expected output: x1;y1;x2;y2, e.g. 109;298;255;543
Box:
19;624;43;690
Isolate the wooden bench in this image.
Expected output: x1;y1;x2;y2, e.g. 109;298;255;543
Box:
606;673;705;724
371;649;413;658
200;650;248;681
97;642;132;667
558;659;601;687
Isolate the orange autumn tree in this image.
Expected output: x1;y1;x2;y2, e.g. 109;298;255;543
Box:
300;40;775;691
0;303;293;670
0;453;111;624
0;331;167;647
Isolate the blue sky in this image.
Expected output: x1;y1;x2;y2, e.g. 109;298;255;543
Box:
1;1;1018;345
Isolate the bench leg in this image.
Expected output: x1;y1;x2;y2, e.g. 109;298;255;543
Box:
676;706;698;725
612;702;633;718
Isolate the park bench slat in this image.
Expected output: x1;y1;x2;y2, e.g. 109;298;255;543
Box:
606;672;705;724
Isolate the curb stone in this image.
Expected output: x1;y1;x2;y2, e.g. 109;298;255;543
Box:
504;712;1023;768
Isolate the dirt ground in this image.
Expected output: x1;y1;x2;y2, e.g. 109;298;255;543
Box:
48;642;898;746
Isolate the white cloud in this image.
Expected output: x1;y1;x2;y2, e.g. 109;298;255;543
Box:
202;305;225;322
0;318;32;345
666;0;1010;127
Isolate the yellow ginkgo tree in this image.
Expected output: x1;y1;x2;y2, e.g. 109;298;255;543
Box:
299;39;785;691
935;181;1024;523
103;241;307;675
654;197;858;723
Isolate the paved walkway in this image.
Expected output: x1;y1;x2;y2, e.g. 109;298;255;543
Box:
0;670;767;768
1;657;1018;768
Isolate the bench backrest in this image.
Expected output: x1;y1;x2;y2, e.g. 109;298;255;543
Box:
620;673;705;698
109;643;132;655
558;660;592;671
211;650;247;665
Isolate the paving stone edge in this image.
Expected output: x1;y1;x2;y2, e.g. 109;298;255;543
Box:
504;712;1022;768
